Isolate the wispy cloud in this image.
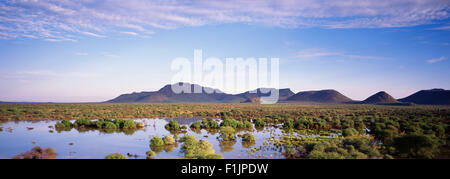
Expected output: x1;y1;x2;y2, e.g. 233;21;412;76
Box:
0;70;101;81
79;31;106;38
430;25;450;30
19;70;101;78
0;0;449;41
296;48;391;60
426;56;447;63
121;31;139;36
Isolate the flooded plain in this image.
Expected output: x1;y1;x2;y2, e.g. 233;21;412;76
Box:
0;118;340;159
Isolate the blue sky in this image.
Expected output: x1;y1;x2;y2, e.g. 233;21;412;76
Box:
0;0;450;102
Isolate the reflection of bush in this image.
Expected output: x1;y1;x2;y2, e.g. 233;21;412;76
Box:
163;145;175;153
242;140;256;149
13;146;56;159
150;145;164;153
219;140;236;153
190;128;202;134
55;127;72;133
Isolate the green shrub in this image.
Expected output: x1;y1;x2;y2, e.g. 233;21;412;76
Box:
180;135;217;159
113;118;125;128
122;120;137;129
150;136;165;147
283;119;294;130
220;126;236;141
254;119;265;128
165;120;181;131
242;133;255;142
103;122;118;129
206;120;219;129
164;135;175;145
105;153;127;159
73;118;92;127
221;118;238;128
146;150;156;159
242;121;253;129
237;120;253;129
95;120;105;128
190;121;201;129
55;122;67;128
61;120;72;127
392;134;439;159
55;120;73;128
342;128;358;137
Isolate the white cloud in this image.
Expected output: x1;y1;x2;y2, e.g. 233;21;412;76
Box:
426;56;447;63
0;0;449;41
120;31;139;36
430;25;450;30
296;48;391;60
79;31;105;38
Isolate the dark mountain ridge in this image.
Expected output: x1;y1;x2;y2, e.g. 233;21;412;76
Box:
399;89;450;105
285;89;352;103
106;83;450;105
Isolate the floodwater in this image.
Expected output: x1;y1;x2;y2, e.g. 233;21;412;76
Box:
0;118;338;159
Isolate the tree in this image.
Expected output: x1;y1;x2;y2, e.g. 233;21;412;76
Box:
392;135;439;159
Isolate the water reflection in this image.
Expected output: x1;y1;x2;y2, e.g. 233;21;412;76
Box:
0;118;340;159
219;140;236;153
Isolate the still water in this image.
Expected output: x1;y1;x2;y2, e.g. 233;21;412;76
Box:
0;118;336;159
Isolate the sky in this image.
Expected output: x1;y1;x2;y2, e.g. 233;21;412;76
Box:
0;0;450;102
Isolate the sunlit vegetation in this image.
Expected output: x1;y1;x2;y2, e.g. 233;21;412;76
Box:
150;136;165;147
54;118;140;132
105;153;127;159
254;118;265;128
165;120;181;131
220;126;236;141
242;133;255;142
146;150;155;159
163;135;176;145
13;146;56;159
1;103;449;159
180;135;223;159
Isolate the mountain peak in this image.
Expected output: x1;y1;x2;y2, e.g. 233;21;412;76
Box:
286;89;352;103
363;91;398;104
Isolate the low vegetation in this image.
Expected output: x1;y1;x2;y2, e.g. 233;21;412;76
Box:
105;153;127;159
1;103;449;159
54;118;142;132
180;135;223;159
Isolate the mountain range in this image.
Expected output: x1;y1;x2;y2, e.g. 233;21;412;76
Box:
106;83;450;105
